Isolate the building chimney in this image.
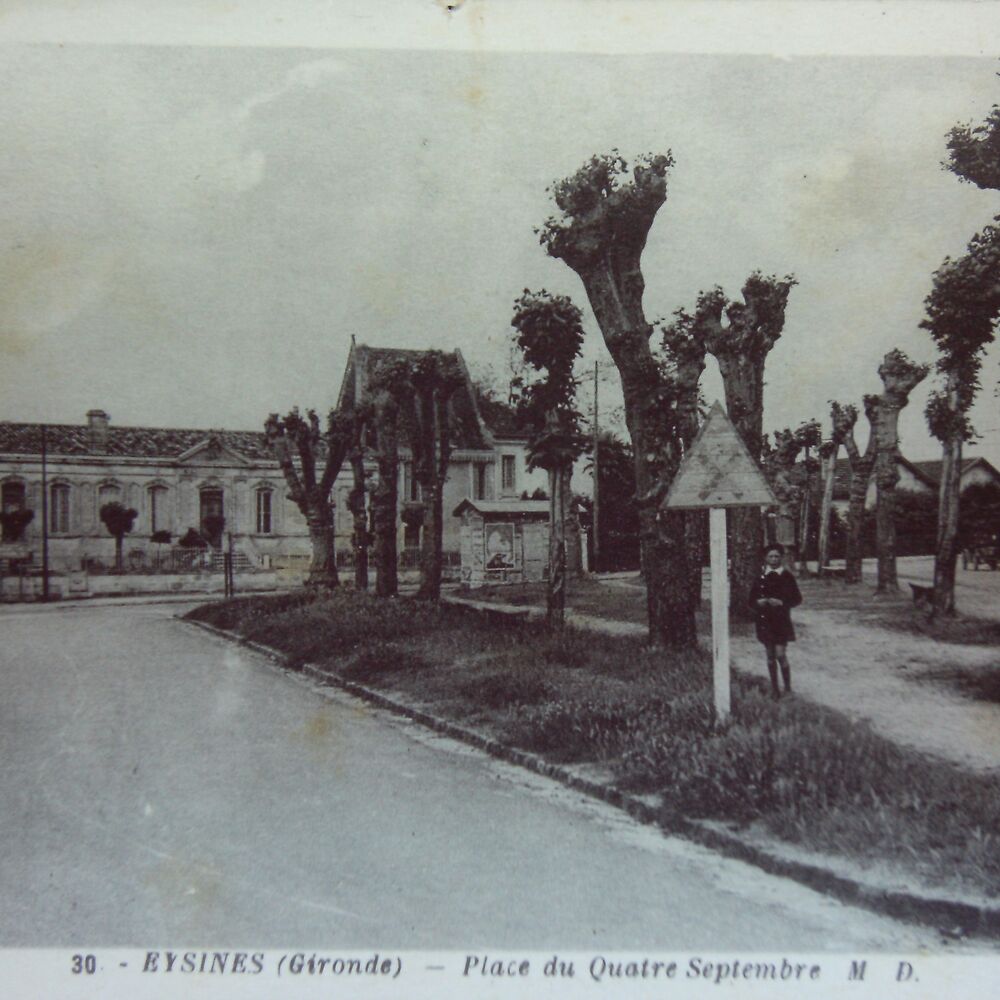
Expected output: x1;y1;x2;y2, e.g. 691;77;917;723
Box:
86;409;110;453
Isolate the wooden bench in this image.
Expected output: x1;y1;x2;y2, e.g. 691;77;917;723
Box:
909;583;935;605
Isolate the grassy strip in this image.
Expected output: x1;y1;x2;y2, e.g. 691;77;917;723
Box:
186;590;1000;897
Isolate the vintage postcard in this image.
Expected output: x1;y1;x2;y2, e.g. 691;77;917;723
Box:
2;1;1000;997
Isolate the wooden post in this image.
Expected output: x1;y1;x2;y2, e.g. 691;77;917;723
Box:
710;506;730;721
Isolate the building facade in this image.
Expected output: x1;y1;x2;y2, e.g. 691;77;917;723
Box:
0;344;544;582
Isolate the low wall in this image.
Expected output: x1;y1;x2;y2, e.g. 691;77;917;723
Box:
1;569;305;602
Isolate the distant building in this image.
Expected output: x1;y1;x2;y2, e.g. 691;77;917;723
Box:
816;454;1000;513
0;344;545;582
0;411;308;576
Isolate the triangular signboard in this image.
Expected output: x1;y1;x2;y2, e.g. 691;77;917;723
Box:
662;401;778;510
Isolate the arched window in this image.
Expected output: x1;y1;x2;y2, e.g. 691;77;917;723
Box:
255;488;273;534
148;484;168;534
98;483;121;508
1;481;28;543
50;483;70;534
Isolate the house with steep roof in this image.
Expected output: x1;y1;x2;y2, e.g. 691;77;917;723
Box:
331;342;544;556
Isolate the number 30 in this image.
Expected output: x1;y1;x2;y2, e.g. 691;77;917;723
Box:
71;954;96;974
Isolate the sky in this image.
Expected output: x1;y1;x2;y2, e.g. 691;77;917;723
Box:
1;41;999;466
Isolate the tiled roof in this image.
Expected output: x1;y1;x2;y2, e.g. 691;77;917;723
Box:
347;344;495;449
787;454;975;500
473;386;532;439
0;422;273;461
910;458;999;484
453;499;549;518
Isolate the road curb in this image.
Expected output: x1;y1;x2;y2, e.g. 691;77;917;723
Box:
184;615;1000;941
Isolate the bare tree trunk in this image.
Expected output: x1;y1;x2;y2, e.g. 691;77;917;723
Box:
932;399;962;617
348;451;368;590
842;400;878;585
817;444;838;576
875;351;928;593
844;471;868;583
713;362;765;621
817;444;840;576
373;414;399;598
305;511;339;589
685;510;706;608
874;447;901;592
548;465;566;628
417;482;444;601
797;471;812;576
562;471;583;577
115;536;124;573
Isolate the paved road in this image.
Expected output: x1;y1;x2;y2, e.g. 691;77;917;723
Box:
0;601;948;949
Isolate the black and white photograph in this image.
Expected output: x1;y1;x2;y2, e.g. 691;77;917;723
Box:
2;2;1000;996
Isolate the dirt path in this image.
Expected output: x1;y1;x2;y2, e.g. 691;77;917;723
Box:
448;589;1000;775
732;609;1000;774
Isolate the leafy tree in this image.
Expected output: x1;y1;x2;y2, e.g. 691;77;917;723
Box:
405;351;464;601
946;104;1000;191
265;407;353;589
99;501;137;572
177;527;207;549
511;289;587;627
538;151;696;646
584;431;640;571
672;273;797;610
873;350;929;592
920;99;1000;615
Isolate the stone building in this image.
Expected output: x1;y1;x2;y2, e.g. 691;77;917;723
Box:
0;411;308;576
0;344;545;584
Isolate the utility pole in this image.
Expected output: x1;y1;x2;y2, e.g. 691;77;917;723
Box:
592;359;600;574
40;424;50;602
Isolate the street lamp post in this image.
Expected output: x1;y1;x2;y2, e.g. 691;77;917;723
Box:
40;425;50;602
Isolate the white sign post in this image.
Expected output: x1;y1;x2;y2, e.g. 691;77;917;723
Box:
709;506;731;719
662;402;778;723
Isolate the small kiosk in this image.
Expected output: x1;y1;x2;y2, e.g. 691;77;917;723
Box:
453;499;550;588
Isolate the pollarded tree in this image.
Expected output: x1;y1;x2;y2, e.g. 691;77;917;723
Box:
922;227;1000;613
792;420;822;573
511;289;587;628
681;274;797;609
368;359;411;599
265;407;353;589
817;402;857;577
839;397;879;584
538;151;696;646
346;403;372;591
873;349;930;592
99;501;137;572
658;312;708;607
407;351;465;601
